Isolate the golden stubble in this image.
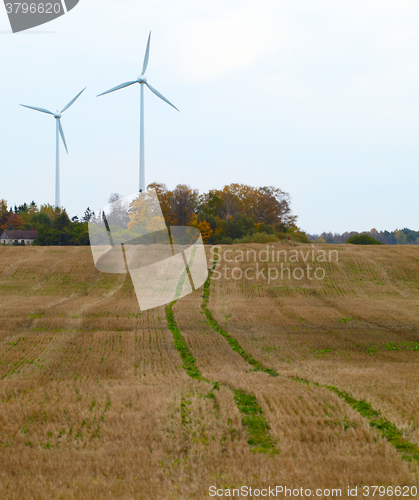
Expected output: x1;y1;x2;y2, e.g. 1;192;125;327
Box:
0;244;418;498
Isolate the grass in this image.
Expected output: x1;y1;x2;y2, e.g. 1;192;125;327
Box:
384;342;419;351
165;301;276;454
291;376;419;463
165;303;204;381
202;251;279;377
231;389;277;453
327;386;419;462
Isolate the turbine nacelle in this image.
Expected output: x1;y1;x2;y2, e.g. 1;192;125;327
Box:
54;112;62;119
97;32;179;192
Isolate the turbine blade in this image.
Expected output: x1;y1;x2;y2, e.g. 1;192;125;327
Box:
146;83;179;111
141;32;151;75
61;87;86;113
58;119;68;154
96;81;137;97
20;104;54;115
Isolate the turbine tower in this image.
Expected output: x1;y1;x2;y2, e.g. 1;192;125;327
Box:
97;32;179;193
20;88;86;208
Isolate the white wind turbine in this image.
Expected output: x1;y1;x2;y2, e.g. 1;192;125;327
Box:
20;88;86;208
97;32;179;192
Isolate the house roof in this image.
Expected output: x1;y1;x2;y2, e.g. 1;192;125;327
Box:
1;230;38;240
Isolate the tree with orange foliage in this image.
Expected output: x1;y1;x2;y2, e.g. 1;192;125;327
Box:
1;212;22;231
197;221;213;243
192;219;214;244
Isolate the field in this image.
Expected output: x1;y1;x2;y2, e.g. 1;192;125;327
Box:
0;243;419;499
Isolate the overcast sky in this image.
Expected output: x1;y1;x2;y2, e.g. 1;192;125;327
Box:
1;0;418;234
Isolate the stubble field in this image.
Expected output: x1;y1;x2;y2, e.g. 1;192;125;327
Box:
0;243;419;499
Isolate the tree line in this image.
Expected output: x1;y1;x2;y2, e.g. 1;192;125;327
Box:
0;199;90;245
148;183;307;244
308;228;419;245
0;183;309;245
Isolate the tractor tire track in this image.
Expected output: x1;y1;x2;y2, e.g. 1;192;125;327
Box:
203;249;419;464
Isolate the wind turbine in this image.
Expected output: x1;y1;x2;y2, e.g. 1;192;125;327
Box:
20;88;86;208
97;32;179;193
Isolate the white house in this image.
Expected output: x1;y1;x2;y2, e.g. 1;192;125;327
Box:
0;230;38;245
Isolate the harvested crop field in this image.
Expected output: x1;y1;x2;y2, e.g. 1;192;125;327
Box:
0;243;419;499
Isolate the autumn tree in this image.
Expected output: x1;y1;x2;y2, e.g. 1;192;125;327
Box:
1;212;22;231
395;230;407;244
149;183;198;227
196;184;296;231
39;204;64;221
170;184;199;226
197;191;223;218
18;201;39;229
192;220;214;244
147;183;173;225
253;186;296;228
127;190;166;234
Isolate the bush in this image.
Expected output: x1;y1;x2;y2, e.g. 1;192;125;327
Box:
289;231;310;243
346;234;383;245
258;223;275;235
235;232;280;244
